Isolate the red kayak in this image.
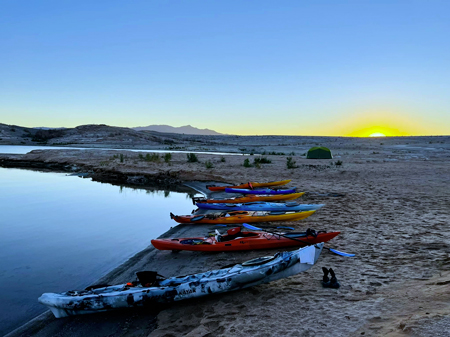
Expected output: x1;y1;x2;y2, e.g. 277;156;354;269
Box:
151;227;340;252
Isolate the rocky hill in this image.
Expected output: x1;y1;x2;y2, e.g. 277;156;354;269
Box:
0;123;178;148
133;124;223;135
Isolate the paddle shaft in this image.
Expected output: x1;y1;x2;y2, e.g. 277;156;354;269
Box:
253;227;353;257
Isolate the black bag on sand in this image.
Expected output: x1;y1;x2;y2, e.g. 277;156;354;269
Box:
136;271;166;287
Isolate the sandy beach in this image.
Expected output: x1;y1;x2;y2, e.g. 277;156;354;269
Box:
2;135;450;336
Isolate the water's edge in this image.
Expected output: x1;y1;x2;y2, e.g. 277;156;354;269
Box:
0;156;195;191
3;168;220;337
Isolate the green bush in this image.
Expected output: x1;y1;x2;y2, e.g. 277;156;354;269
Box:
334;160;343;166
187;153;198;162
120;154;124;163
145;153;160;162
138;153;144;160
164;153;172;163
243;158;252;167
286;157;297;169
220;157;226;162
205;160;214;169
254;157;271;164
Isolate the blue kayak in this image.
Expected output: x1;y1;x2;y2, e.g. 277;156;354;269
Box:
196;201;324;212
225;187;297;195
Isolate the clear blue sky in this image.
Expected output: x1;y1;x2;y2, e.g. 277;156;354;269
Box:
1;0;449;135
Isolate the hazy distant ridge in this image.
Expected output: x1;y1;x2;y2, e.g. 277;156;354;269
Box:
134;124;223;135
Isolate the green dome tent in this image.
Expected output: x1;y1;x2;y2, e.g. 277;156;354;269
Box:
307;146;332;159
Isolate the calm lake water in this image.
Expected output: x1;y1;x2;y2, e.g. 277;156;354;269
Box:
0;167;200;336
0;145;245;156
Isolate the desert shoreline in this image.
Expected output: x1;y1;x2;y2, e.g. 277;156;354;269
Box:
2;137;450;336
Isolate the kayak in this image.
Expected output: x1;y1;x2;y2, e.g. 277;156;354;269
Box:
192;192;305;204
170;210;315;224
196;201;325;212
39;244;324;318
152;228;339;252
207;180;291;192
225;187;297;195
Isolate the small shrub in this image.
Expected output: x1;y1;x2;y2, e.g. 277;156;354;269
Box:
289;151;295;156
254;157;271;164
187;153;198;162
120;154;124;163
138;154;144;160
205;160;214;169
146;153;160;162
286;157;297;169
254;162;261;169
334;160;343;166
243;158;252;167
164;153;172;163
220;157;226;162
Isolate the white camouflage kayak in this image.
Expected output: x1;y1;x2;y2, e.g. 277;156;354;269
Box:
39;243;324;318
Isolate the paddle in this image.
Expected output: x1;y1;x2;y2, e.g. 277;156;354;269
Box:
242;223;355;257
214;224;295;231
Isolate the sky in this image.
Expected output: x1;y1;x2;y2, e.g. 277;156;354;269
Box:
0;0;449;136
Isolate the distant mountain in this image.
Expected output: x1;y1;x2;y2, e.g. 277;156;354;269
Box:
133;124;224;135
33;127;67;130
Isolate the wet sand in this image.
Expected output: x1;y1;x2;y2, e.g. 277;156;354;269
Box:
2;136;450;336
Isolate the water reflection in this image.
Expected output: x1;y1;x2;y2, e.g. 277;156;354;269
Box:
0;145;245;156
0;167;200;336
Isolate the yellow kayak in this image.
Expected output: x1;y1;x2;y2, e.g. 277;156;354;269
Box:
170;210;315;224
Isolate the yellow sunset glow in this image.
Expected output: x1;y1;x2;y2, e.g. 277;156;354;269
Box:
344;122;410;137
337;107;423;137
369;132;386;137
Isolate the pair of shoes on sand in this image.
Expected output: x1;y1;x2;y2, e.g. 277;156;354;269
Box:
321;267;340;289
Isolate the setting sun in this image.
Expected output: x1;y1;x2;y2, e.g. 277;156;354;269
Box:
369;132;386;137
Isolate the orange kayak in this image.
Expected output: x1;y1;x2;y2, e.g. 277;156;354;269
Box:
152;229;340;252
207;179;291;192
192;192;305;204
170;210;315;224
